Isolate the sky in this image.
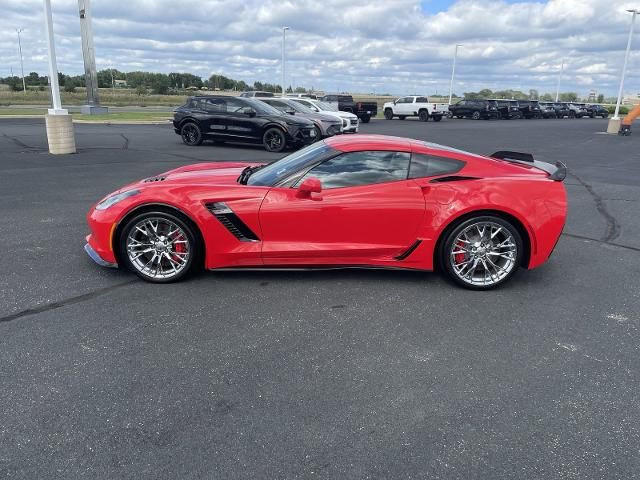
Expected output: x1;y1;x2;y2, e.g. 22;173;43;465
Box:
0;0;639;97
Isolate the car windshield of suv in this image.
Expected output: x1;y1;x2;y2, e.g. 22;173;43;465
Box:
247;142;336;186
243;98;283;115
281;100;315;114
315;101;339;112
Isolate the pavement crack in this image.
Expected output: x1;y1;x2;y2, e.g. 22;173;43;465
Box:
0;128;40;150
562;232;640;252
570;171;621;242
120;133;130;150
0;280;137;323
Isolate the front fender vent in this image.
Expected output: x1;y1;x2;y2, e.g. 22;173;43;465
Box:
205;202;260;242
143;176;166;183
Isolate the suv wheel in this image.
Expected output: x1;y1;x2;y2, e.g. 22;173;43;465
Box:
263;128;287;153
384;109;393;120
360;115;371;123
472;111;481;120
418;111;428;122
180;122;203;146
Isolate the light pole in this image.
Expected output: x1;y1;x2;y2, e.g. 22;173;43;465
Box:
282;26;289;96
448;44;462;105
555;58;564;102
16;28;26;93
43;0;76;154
607;9;639;133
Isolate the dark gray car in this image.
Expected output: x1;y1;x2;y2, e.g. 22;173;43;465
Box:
259;98;343;138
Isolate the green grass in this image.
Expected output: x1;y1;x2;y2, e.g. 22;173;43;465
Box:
0;109;172;122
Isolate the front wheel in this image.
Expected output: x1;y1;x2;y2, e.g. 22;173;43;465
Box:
263;127;287;152
384;109;394;120
472;111;481;120
180;122;203;146
418;111;428;122
360;115;371;123
120;211;199;283
441;216;523;290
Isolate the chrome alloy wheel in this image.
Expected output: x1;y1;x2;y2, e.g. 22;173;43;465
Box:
126;217;191;280
449;221;517;287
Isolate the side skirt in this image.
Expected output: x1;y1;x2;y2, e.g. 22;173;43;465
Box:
208;265;431;273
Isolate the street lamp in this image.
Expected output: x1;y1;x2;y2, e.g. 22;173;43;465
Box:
448;44;462;105
282;26;289;96
16;28;26;93
555;58;564;102
608;9;639;133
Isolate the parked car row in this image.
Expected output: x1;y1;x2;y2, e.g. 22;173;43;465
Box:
173;95;360;153
446;99;609;120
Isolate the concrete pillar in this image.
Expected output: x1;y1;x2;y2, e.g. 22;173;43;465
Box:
606;117;622;134
45;114;76;154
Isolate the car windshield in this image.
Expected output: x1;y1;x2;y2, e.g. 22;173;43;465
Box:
281;100;314;114
314;101;339;112
243;98;282;115
247;142;335;186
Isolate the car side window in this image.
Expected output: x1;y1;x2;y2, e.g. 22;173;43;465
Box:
202;98;226;113
225;98;246;113
409;153;465;179
457;100;466;106
416;97;428;103
299;151;411;189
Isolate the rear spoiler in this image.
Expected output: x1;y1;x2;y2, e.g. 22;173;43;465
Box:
490;150;567;182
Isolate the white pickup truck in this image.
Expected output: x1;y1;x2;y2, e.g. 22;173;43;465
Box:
383;96;449;122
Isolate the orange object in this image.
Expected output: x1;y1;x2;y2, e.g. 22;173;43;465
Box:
622;103;640;126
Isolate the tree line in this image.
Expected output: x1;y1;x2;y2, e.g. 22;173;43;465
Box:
0;70;311;95
462;88;607;103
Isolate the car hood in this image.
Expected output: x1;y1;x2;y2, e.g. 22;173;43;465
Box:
139;162;264;187
258;113;314;126
322;110;357;119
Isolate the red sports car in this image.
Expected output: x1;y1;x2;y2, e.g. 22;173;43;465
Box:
85;135;567;289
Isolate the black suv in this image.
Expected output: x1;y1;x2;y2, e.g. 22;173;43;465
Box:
517;100;542;119
549;103;571;118
173;96;318;152
492;99;522;119
448;99;499;119
586;104;609;118
567;103;588;118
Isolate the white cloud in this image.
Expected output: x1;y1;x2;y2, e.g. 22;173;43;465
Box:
0;0;638;96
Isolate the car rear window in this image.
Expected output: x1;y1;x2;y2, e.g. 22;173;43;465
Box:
409;153;465;178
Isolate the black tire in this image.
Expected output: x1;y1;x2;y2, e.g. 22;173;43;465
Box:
602;113;608;119
119;210;200;283
447;111;454;119
569;111;576;118
384;109;394;120
440;215;523;290
472;111;481;120
180;122;203;146
360;115;371;123
399;115;407;121
432;115;442;122
418;111;428;122
263;127;287;152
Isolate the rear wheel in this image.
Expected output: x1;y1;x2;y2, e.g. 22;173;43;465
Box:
120;211;198;283
263;127;287;152
418;111;428;122
360;115;371;123
472;111;481;120
180;122;203;146
384;109;394;120
441;216;523;290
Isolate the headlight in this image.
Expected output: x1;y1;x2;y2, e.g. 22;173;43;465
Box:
342;118;348;127
95;189;140;210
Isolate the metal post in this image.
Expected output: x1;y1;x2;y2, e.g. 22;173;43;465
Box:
448;44;461;105
78;0;107;114
282;26;289;96
43;0;64;114
16;28;26;93
613;10;637;119
555;58;564;102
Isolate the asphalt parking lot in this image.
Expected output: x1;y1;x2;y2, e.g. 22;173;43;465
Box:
1;117;639;479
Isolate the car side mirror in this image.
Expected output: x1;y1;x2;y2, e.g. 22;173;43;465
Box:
296;177;322;200
285;108;296;115
242;107;257;117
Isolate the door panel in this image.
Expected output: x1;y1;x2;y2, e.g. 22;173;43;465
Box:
259;181;426;264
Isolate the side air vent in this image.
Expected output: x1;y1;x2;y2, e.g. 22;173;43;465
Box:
430;175;480;183
143;176;166;183
205;202;260;242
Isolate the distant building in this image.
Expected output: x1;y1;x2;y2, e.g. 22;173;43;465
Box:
622;93;640;105
114;79;127;88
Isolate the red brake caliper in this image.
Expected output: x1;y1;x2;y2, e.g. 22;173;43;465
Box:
172;234;186;262
454;240;466;265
